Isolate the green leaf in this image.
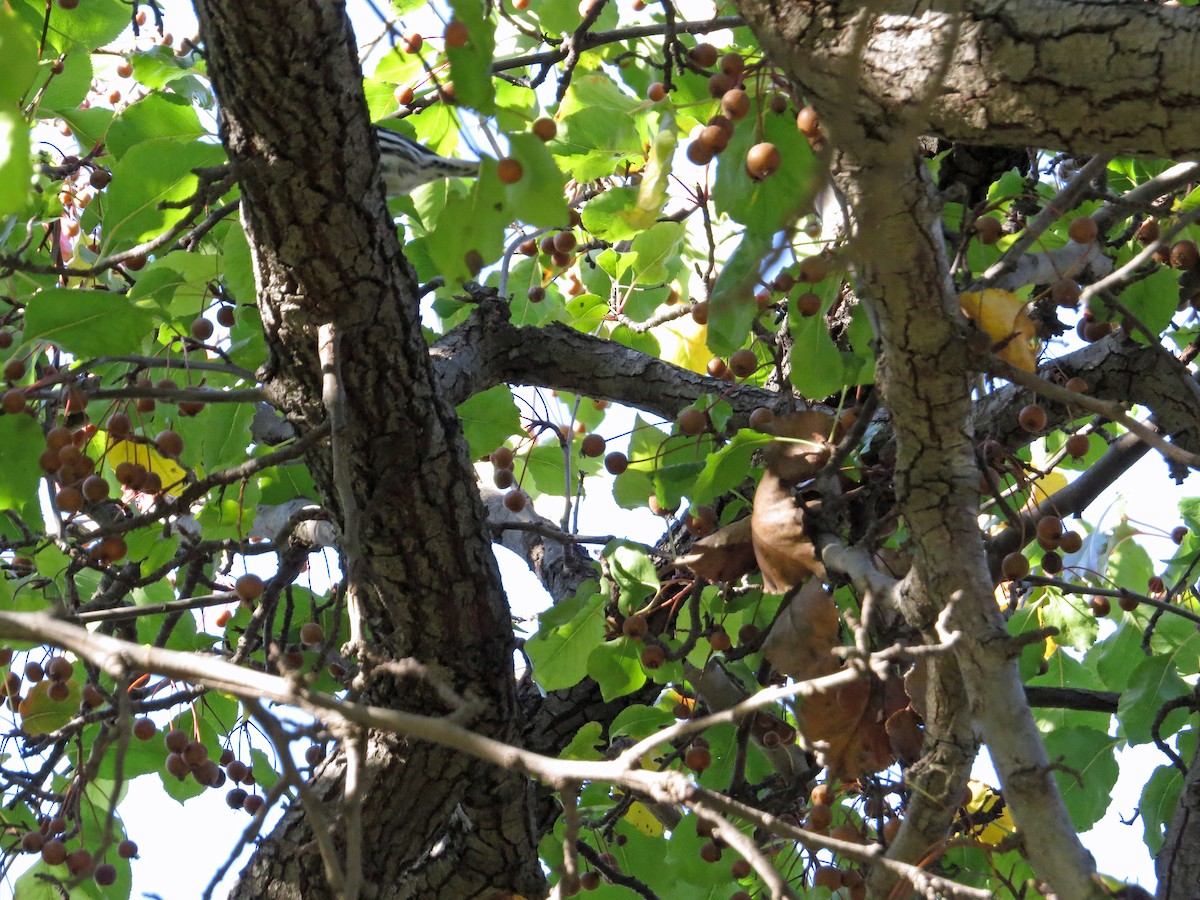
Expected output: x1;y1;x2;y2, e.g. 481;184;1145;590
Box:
609;705;674;740
1090;620;1148;692
24;288;155;356
425;167;507;286
581;186;641;242
107;92;207;159
556;72;642;182
11;0;129;55
689;430;769;505
457;385;521;459
587;638;648;701
526;590;607;691
502;132;568;228
789;313;846;401
1117;653;1190;744
0;409;41;514
0;7;39;105
712;107;818;236
1043;726;1118;831
197;400;255;473
609;541;659;614
561;721;604;760
446;0;496;114
102;140;227;252
707;231;770;357
33;52;92;112
1120;265;1179;341
0;111;32;216
1141;759;1184;855
1038;588;1099;651
615;221;684;286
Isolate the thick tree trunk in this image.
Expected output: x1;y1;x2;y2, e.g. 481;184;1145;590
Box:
190;2;543;896
1158;736;1200;900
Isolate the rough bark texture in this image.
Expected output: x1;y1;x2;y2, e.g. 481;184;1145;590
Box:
1159;735;1200;900
190;2;542;897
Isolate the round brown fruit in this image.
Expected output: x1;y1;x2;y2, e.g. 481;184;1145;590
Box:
745;142;781;181
1060;531;1083;554
1136;218;1160;245
690;301;709;325
688;43;719;68
532;118;557;141
1017;403;1047;433
553;230;577;253
796;106;820;138
639;645;665;669
1041;551;1063;575
444;20;469;48
729;348;758;378
748;407;775;431
133;717;157;741
795;291;821;317
491;446;515;469
94;863;117;886
973;217;1002;245
1119;594;1140;612
1065;376;1089;393
686;504;717;537
799;255;829;283
677;408;707;436
235;574;264;602
622;614;648;641
707;628;731;652
155;429;184;457
41;838;67;865
492;468;514;489
503;490;527;513
82;475;110;502
604;452;629;475
244;794;264;815
118;839;138;859
1;388;25;414
1173;525;1190;544
300;622;324;645
685;745;712;771
1090;596;1111;617
1036;515;1063;543
806;803;833;831
813;866;842;890
706;357;727;378
1051;279;1080;308
1065;433;1089;458
56;483;85;512
497;157;524;184
685;138;714;166
720;52;744;77
3;357;26;381
1172;240;1200;270
190;317;214;341
721;89;750;121
580;433;605;458
1067;216;1098;244
217;305;236;327
647;81;666;102
1001;551;1030;580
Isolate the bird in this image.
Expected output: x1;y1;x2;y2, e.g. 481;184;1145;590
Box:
374;125;481;195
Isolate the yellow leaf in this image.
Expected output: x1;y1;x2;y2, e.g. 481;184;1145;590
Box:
657;314;710;374
623;800;665;837
958;289;1039;372
106;438;187;496
962;779;1016;845
621;119;677;231
1027;469;1068;508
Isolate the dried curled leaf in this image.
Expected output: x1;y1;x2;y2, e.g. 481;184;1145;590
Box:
958;289;1039;372
751;411;836;593
764;581;900;777
676;516;757;583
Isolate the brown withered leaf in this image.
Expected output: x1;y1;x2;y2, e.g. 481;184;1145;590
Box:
885;705;925;764
751;411;838;594
676;517;757;583
764;580;902;777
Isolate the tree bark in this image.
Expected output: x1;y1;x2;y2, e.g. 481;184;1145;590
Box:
1158;732;1200;900
190;2;543;896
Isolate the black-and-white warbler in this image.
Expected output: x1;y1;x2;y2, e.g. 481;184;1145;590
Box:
375;125;480;195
